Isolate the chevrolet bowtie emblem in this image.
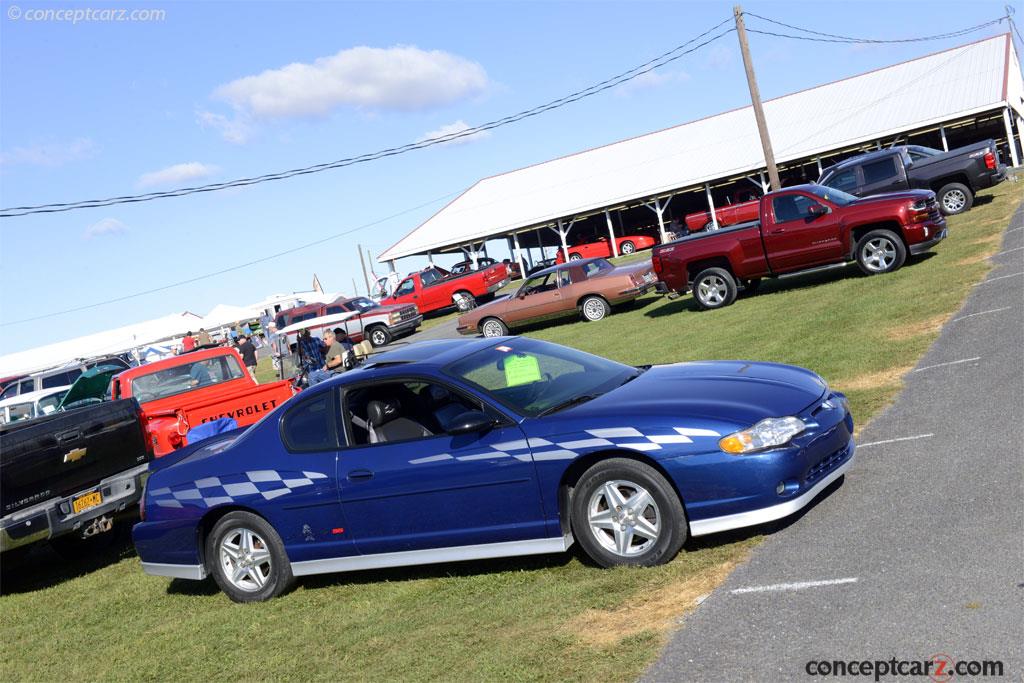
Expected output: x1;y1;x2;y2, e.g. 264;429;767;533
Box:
63;447;88;463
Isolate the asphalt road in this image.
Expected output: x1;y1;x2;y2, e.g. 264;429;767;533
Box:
644;204;1024;681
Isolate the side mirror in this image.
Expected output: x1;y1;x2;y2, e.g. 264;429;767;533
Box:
446;410;496;436
808;204;828;217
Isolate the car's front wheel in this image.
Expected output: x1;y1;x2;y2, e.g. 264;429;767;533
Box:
855;229;906;275
480;317;509;337
571;458;686;568
206;511;294;603
368;325;392;347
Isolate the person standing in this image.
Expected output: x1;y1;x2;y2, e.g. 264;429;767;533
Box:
182;331;196;352
236;335;258;382
197;328;212;346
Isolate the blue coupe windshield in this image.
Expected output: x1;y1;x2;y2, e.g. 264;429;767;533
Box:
443;338;640;417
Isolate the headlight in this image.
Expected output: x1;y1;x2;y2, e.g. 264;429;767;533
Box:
911;199;928;211
719;417;806;454
389;312;401;323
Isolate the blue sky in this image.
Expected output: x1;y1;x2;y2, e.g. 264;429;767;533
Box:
0;0;1016;354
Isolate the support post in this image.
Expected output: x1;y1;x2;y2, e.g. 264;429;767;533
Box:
759;171;768;194
815;157;823;176
426;251;434;267
605;210;618;257
388;259;396;273
705;184;719;230
1003;108;1021;167
734;5;780;191
512;233;526;278
875;140;882;150
1017;114;1024;168
357;243;371;296
939;125;949;152
556;219;570;262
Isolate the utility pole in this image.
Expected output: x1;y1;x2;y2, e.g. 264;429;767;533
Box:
734;5;781;191
356;243;371;296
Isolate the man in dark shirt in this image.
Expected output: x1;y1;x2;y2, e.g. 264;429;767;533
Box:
236;335;258;381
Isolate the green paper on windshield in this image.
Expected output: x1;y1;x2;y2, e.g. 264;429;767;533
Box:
504;354;541;387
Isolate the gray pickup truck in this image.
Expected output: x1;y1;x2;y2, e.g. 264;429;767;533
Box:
818;140;1006;216
0;394;151;556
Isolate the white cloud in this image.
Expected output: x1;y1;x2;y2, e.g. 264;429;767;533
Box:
0;138;97;167
614;70;691;96
211;45;489;118
416;120;491;146
83;217;128;240
136;162;219;189
196;110;254;144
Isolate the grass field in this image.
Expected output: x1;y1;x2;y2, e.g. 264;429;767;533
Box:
1;181;1019;682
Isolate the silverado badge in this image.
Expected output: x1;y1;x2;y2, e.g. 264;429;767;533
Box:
63;447;88;464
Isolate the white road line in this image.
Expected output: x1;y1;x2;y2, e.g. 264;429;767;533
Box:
991;246;1024;256
1007;226;1023;232
951;307;1012;322
912;357;981;372
857;433;935;449
977;272;1024;284
730;577;858;595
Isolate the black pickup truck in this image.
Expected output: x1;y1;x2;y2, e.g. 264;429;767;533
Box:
0;397;150;555
818;141;1006;216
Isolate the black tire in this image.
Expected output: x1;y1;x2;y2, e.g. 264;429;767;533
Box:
570;458;686;568
738;278;761;297
691;267;738;310
568;252;583;261
854;229;907;275
620;240;636;254
702;220;715;232
206;511;294;603
479;317;509;337
367;325;392;348
453;291;476;312
936;182;973;215
579;295;611;322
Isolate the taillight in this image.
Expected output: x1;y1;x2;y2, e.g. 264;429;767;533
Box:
984;150;996;170
652;254;663;274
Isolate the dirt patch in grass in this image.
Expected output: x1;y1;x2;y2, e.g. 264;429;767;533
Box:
885;314;951;341
568;558;743;647
956;253;990;266
969;232;1004;247
835;365;915;392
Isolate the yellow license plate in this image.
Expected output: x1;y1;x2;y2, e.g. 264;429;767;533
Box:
72;491;102;514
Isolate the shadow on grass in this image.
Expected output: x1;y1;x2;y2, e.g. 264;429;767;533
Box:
0;522;137;595
971;194;995;209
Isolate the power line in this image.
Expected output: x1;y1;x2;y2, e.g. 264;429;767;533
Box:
0;189;465;326
0;19;735;218
742;12;1008;45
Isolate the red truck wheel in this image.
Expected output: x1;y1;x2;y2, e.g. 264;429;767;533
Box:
692;268;738;310
855;230;906;275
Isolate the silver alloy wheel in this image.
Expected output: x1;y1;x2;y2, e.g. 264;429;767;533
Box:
481;319;504;337
697;275;727;305
582;298;606;320
371;328;388;346
942;189;967;213
219;527;273;592
861;237;897;272
569;253;583;261
620;241;636;254
587;479;661;556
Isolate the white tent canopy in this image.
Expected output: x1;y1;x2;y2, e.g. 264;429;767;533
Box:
380;34;1022;262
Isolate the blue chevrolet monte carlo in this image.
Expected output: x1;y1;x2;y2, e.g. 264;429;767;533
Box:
133;337;855;602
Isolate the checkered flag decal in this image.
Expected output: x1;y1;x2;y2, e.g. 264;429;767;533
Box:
150;470;328;509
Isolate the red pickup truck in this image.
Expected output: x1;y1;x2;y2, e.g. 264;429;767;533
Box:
684;188;761;232
110;348;296;456
653;184;947;310
383;264;510;314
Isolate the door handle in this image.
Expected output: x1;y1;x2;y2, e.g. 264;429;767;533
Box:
768;229;785;235
347;469;374;481
55;429;81;443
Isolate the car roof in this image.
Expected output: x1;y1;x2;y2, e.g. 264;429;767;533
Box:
823;147;904;174
0;385;70;407
530;258;604;278
361;338;499;368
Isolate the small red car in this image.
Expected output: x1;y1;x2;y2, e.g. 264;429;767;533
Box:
554;235;657;263
111;348;296;457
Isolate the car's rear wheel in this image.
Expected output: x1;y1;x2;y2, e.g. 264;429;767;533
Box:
571;458;686;568
692;267;738;310
579;295;611;322
480;317;509;337
937;182;973;215
855;229;906;275
367;325;392;347
453;291;476;311
206;511;294;603
620;240;636;254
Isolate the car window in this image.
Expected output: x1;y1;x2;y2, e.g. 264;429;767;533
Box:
520;272;557;295
395;278;415;296
130;355;245;402
42;370;80;389
582;259;613;279
420;269;443;286
772;194;823;223
862;157;898;184
451;263;469;274
326;305;344;315
0;383;20;401
38;391;67;415
823;167;858;192
8;403;33;422
557;269;573;287
345;297;377;312
281;391;339;452
343;380;483;446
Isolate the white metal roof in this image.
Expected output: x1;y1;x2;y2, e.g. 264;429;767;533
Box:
381;33;1019;262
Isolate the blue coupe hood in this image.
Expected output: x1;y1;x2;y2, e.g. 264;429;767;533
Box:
570;361;828;426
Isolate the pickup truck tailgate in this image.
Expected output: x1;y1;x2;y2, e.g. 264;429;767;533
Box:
0;399;149;516
174;381;294;429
